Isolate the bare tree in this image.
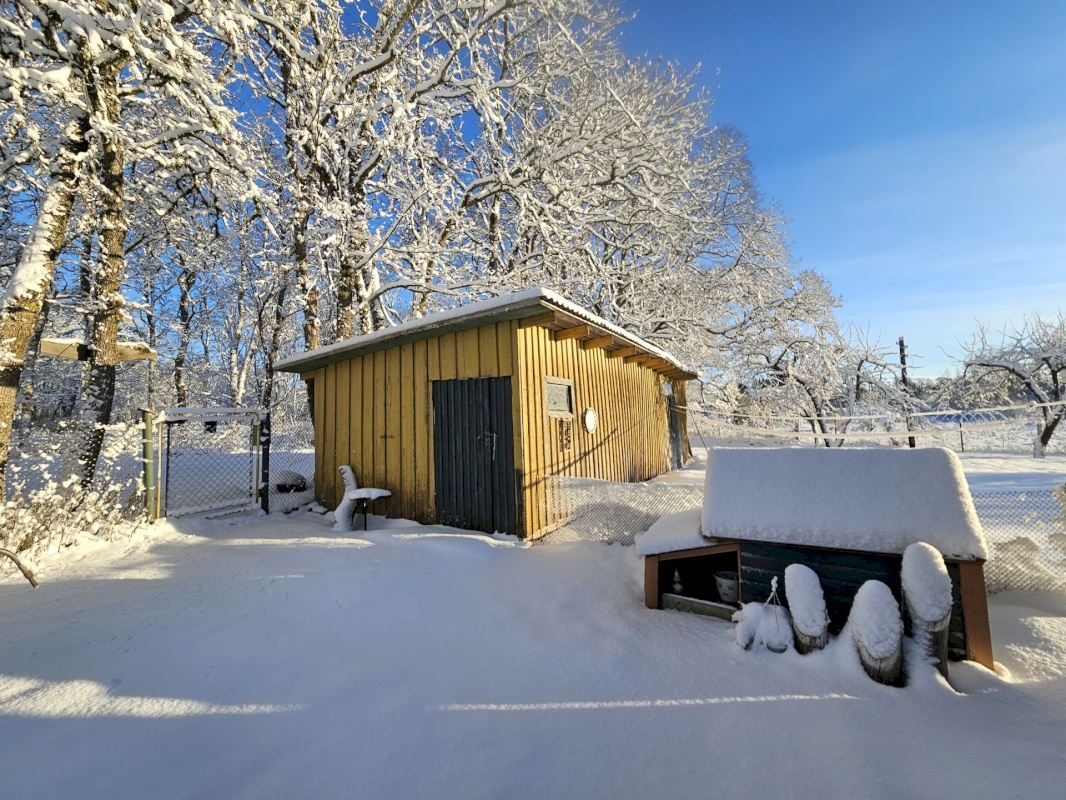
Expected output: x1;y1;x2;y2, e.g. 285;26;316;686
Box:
962;314;1066;457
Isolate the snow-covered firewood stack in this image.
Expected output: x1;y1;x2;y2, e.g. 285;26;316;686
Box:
850;581;904;686
784;564;829;654
901;542;954;677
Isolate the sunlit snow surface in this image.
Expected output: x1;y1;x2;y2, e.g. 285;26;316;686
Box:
1;452;1064;799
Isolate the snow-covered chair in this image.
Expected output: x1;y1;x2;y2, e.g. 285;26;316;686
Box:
333;466;391;532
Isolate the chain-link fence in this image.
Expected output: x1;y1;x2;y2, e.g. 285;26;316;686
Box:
156;410;264;518
155;409;317;518
1;408;317;565
544;477;703;546
544;475;1066;595
976;489;1066;593
264;415;316;514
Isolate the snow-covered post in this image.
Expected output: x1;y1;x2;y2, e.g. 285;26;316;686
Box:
141;408;156;522
784;564;829;654
850;580;904;686
901;543;953;677
259;413;271;514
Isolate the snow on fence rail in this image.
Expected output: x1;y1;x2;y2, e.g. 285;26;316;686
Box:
685;401;1066;454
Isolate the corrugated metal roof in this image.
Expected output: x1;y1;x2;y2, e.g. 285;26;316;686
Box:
275;288;698;378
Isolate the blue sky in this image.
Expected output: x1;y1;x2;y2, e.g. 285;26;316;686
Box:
618;0;1066;376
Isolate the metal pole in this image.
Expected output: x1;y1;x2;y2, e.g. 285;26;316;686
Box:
141;408;156;522
259;413;271;514
899;337;916;448
163;420;172;519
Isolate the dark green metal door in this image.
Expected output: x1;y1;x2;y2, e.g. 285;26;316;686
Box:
433;377;517;535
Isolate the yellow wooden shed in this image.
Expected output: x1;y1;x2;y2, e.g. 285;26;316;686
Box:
275;288;698;539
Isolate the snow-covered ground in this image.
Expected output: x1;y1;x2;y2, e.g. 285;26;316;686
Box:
1;450;1065;799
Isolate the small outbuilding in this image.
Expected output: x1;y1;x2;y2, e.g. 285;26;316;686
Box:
639;447;994;669
276;288;697;539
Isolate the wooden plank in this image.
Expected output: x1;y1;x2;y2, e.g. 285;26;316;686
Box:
552;324;590;342
656;542;740;562
399;343;415;520
413;339;430;523
311;370;325;506
624;353;655;365
957;560;994;669
427;335;441;381
439;332;457;381
324;363;337;506
41;338;158;363
457;327;480;379
348;357;363;480
361;355;374;489
645;554;660;609
335;358;350;494
519;311;556;328
581;335;614;351
662;594;736;621
385;346;401;511
479;324;499;377
373;350;387;490
607;346;637;359
496;321;514;378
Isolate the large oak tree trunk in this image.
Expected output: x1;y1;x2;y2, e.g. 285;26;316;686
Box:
72;61;127;488
0;115;85;498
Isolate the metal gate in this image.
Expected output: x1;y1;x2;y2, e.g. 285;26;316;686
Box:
153;408;269;519
433;378;517;535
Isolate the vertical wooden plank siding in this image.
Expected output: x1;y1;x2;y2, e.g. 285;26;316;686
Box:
335;360;350;497
958;560;994;669
348;358;362;476
372;350;387;490
309;319;678;539
361;355;374;491
399;343;415;521
516;325;675;538
324;363;338;504
308;370;324;504
413;339;430;523
644;554;660;609
314;322;517;524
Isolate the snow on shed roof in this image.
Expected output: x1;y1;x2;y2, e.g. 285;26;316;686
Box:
701;447;988;560
275;287;696;376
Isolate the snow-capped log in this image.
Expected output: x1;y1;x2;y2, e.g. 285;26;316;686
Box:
850;580;904;686
784;563;829;654
901;542;953;677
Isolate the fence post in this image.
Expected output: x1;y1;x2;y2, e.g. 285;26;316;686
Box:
260;412;271;514
141;408;156;522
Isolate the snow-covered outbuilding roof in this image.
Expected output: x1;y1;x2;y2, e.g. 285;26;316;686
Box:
701;447;988;560
275;287;697;378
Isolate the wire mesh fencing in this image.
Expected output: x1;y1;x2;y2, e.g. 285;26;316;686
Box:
976;488;1066;593
156;410;264;518
543;477;703;546
264;414;316;513
543;474;1066;595
1;419;146;556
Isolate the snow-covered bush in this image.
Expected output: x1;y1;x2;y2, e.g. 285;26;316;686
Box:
1;423;145;561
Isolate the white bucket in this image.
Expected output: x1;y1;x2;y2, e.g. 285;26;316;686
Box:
714;571;739;603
